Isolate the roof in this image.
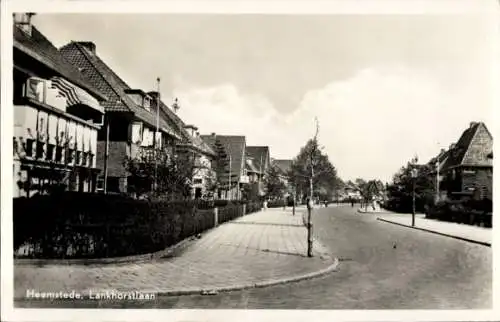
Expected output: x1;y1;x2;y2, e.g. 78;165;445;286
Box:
246;146;270;173
13;25;107;101
201;135;246;181
441;122;493;170
427;149;452;173
272;159;293;176
149;94;215;156
59;42;179;138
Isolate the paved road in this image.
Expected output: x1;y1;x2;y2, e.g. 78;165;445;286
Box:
17;205;491;309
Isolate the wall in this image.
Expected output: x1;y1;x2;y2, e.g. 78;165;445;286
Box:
460;167;492;199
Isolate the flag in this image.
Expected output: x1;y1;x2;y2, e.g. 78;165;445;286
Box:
50;77;80;106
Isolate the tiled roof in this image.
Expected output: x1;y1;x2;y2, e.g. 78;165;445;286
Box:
246;146;270;173
442;122;493;170
14;25;107;101
201;134;246;181
272;159;292;175
59;42;179;138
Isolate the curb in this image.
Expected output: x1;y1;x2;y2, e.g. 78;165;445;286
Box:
376;218;491;247
14;257;339;300
159;257;339;297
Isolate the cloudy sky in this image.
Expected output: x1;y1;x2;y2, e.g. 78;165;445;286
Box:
32;10;496;183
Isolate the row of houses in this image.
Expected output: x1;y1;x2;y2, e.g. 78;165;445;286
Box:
12;13;294;200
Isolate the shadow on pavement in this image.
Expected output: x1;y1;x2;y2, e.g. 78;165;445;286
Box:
219;243;308;258
228;221;303;228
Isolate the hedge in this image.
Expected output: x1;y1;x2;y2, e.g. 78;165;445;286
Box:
425;199;492;227
14;193;261;259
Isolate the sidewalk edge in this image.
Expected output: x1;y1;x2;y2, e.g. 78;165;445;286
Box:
376;218;491;247
150;257;339;297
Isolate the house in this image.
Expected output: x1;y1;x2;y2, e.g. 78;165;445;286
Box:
427;148;452;202
245;146;271;196
440;122;493;200
13;13;107;197
177;124;216;199
343;182;362;201
272;159;294;198
200;134;249;200
59;41;184;194
144;95;217;198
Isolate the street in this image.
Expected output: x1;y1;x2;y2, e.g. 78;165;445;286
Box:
17;205;492;309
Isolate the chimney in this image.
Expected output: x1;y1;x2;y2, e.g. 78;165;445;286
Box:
449;143;456;150
14;13;36;36
469;122;477;129
76;41;96;54
211;132;216;137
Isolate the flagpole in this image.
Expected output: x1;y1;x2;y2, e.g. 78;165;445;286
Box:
228;154;232;200
259;154;263;196
154;77;160;193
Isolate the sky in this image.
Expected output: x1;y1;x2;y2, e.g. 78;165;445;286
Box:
31;11;496;183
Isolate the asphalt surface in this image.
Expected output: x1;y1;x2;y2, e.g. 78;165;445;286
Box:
16;205;492;309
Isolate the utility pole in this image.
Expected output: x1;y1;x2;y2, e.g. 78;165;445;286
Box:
153;77;160;193
103;115;110;194
228;154;232;200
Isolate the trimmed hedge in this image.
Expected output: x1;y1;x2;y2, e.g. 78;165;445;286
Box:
425;199;492;227
14;193;263;259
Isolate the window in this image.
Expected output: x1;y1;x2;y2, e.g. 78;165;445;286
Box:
76;151;82;165
89;153;94;168
35;141;45;159
25;139;35;157
46;144;55;161
193;178;203;184
81;152;88;167
66;149;74;164
55;146;63;163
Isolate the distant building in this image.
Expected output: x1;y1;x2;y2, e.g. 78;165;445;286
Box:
439;122;493;200
272;159;294;198
13;14;107;197
201;134;248;200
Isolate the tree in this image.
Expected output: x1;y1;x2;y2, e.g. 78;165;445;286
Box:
211;138;229;198
264;165;287;200
288;138;341;202
386;159;435;213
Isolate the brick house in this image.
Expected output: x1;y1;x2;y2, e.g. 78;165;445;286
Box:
245;146;271;196
440;122;493;200
201;134;249;200
272;159;293;199
59;41;184;193
13;14;107;197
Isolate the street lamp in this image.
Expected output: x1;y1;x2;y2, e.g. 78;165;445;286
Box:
411;167;418;227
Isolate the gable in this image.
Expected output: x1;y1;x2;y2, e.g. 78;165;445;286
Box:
461;123;493;167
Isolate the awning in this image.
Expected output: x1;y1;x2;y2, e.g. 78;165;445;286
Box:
50;77;104;114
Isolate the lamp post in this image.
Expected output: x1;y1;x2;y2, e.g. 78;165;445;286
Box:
411;167;418;227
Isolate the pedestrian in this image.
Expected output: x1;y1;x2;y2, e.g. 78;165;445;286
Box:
263;199;268;211
351;198;354;207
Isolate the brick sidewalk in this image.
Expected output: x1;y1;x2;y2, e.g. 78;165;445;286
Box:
15;208;335;299
377;212;491;246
